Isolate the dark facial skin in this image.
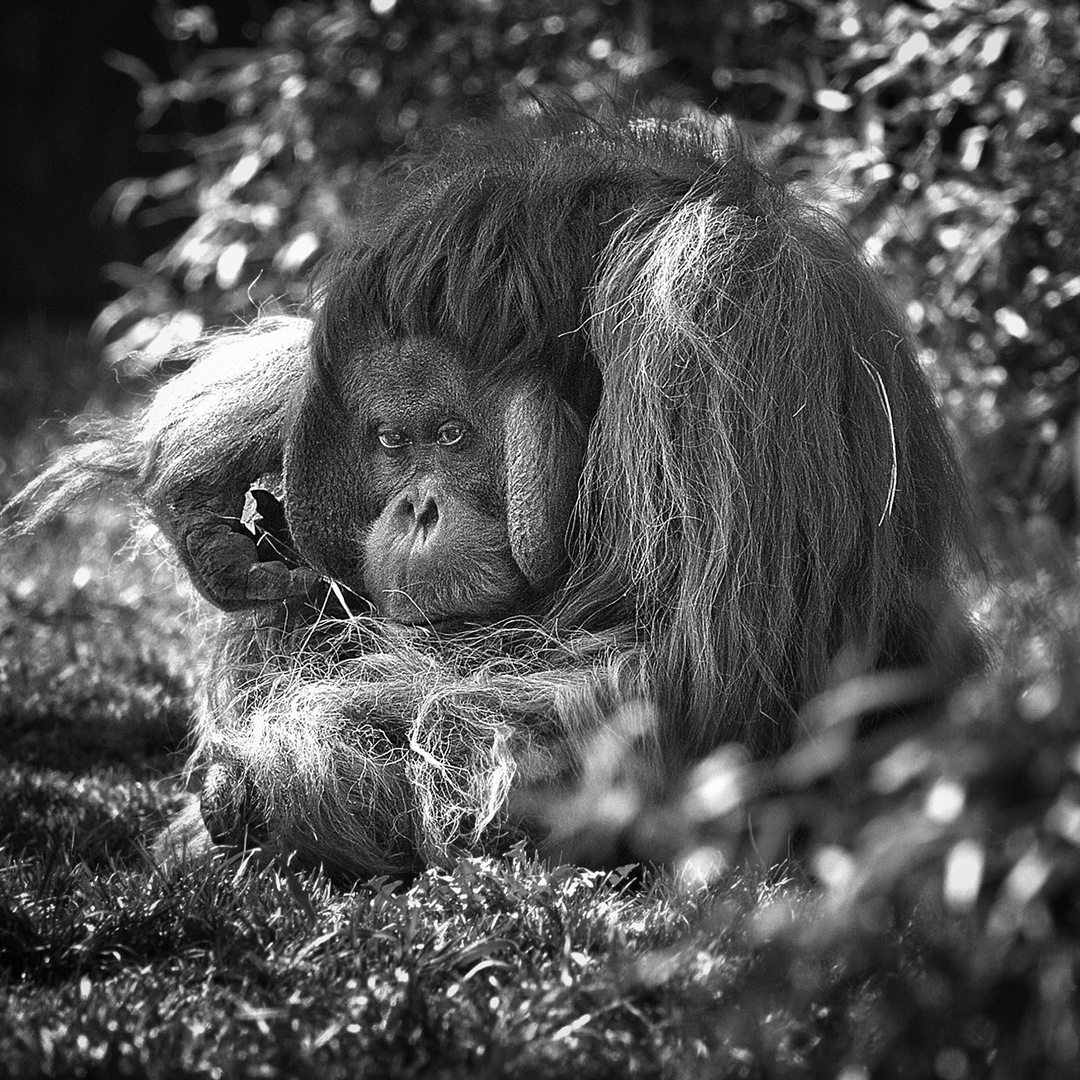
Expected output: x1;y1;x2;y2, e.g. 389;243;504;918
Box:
339;340;529;624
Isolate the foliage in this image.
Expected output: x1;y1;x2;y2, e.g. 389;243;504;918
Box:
97;0;1080;529
667;571;1080;1077
1;449;196;777
1;834;795;1078
790;0;1080;528
98;0;657;368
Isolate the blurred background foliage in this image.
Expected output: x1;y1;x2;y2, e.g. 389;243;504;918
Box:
95;0;1080;535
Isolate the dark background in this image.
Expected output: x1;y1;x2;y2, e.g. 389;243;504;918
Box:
0;0;811;318
0;0;285;318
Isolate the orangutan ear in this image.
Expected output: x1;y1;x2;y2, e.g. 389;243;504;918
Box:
504;382;586;593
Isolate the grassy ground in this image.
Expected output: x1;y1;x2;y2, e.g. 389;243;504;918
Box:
0;489;811;1077
2;325;1079;1078
0;330;818;1078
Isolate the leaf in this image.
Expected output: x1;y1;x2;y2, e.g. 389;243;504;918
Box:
453;936;518;970
215;242;249;290
814;88;853;112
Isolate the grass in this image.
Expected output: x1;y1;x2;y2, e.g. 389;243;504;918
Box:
0;842;799;1078
0;336;816;1079
2;324;1080;1077
0;501;810;1078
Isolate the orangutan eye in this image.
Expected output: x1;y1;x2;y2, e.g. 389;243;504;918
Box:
436;422;468;447
377;429;408;451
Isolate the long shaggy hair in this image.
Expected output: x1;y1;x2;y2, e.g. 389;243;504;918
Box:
12;113;979;879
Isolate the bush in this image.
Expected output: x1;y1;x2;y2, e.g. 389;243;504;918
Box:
97;0;658;368
786;0;1080;527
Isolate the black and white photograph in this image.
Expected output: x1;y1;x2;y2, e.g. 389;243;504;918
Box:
2;1;1078;1075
